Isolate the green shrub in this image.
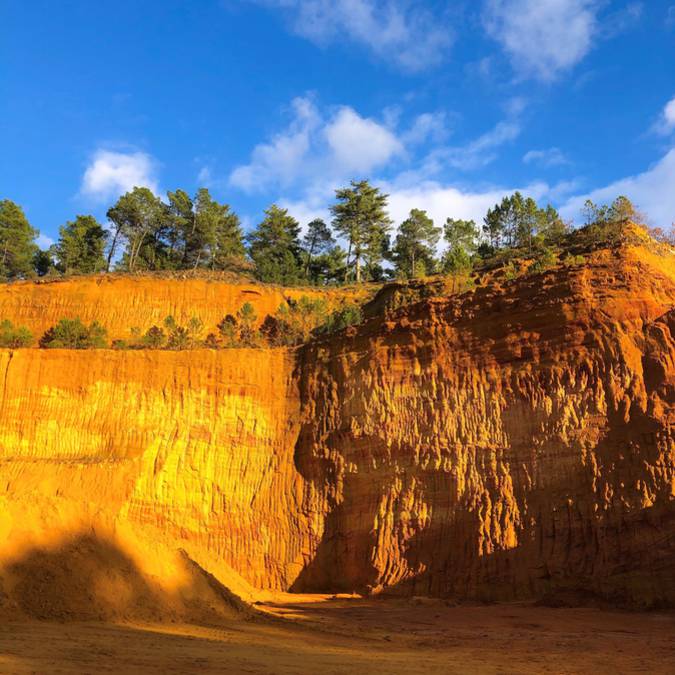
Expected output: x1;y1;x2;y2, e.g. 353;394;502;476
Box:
161;315;205;349
531;246;558;273
564;254;585;267
39;318;108;349
236;302;259;346
317;302;363;335
503;261;519;281
273;296;328;345
216;314;238;347
0;320;33;348
142;325;166;348
166;325;191;350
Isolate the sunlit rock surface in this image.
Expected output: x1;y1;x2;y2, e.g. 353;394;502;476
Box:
0;244;673;612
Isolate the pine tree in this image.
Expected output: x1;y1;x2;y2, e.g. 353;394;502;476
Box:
54;215;107;274
442;218;478;274
0;200;39;279
331;180;392;283
392;209;441;278
107;188;168;272
247;205;302;284
302;219;335;281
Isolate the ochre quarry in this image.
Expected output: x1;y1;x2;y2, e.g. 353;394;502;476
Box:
0;274;368;341
0;242;674;619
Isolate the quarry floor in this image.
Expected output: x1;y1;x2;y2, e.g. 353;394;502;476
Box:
1;596;674;674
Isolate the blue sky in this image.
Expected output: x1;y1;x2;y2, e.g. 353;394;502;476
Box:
2;0;675;247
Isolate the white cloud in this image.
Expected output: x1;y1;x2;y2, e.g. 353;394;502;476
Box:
324;107;404;174
420;121;521;173
36;233;55;249
229;97;403;192
668;5;675;29
229;97;320;191
383;181;546;230
253;0;452;72
523;147;570;167
402;112;449;145
229;95;523;198
561;148;675;228
484;0;598;80
80;149;159;201
279;176;553;238
653;96;675;135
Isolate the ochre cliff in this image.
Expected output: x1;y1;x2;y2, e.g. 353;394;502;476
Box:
0;243;674;613
0;274;366;340
293;245;675;606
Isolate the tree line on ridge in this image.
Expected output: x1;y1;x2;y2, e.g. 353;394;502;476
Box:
0;180;668;285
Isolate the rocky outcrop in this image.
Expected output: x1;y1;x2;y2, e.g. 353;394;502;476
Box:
0;244;673;610
292;246;675;606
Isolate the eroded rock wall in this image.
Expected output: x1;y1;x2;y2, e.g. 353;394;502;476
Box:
0;348;310;592
0;246;673;608
293;248;675;606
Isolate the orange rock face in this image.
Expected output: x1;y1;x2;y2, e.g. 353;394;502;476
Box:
0;244;674;610
0;274;365;340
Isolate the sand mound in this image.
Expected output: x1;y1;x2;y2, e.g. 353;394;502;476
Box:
0;534;255;624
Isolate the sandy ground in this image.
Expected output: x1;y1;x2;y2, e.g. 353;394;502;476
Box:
1;596;674;674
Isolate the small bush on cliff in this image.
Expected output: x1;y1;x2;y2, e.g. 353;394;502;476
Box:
142;325;167;348
0;320;33;348
531;246;558;273
316;302;363;335
39;318;108;349
236;302;260;346
162;315;205;349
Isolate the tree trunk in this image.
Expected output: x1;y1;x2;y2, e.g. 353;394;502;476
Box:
344;238;352;283
304;237;315;279
106;227;121;272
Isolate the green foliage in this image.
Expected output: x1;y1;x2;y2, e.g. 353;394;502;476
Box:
484;192;567;252
107;187;246;273
302;219;336;282
236;302;259;346
317;302;363;334
442;245;472;275
0;200;39;280
0;320;33;348
392;209;441;279
162;315;204;349
581;196;643;247
308;245;348;285
442;218;479;275
272;296;329;345
39;318;108;349
502;261;519;281
331;180;392;283
107;187;167;272
247;205;303;285
33;248;57;277
216;314;238;347
142;325;166;348
189;188;246;270
531;246;558;273
564;254;586;267
53;214;107;274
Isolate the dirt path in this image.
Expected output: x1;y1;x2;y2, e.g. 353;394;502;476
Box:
1;598;673;674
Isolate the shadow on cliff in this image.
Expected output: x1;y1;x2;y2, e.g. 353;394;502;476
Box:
0;533;256;624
